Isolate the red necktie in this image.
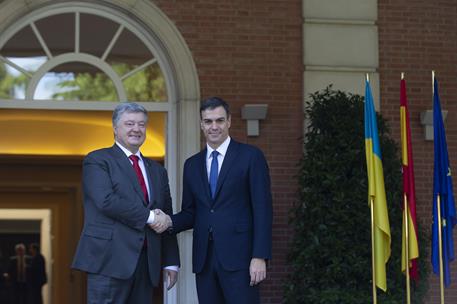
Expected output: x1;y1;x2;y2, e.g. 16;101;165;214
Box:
129;155;149;205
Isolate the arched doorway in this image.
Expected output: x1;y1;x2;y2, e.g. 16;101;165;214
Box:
0;1;200;303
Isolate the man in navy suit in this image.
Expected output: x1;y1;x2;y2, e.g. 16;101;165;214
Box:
153;97;272;303
72;102;179;304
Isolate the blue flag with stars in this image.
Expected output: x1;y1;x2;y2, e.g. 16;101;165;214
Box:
431;77;456;287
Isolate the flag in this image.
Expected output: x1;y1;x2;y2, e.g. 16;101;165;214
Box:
431;77;456;287
400;78;419;280
364;79;391;291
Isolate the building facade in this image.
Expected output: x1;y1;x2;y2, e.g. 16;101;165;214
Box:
0;0;455;303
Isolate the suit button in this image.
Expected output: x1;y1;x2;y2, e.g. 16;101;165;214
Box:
210;209;214;213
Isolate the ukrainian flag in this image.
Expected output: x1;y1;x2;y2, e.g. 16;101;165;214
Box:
364;79;391;291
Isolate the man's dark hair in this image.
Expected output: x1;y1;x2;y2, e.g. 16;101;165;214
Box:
200;97;230;118
30;243;40;252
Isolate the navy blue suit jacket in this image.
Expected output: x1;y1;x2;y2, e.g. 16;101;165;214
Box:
172;139;272;273
72;145;180;286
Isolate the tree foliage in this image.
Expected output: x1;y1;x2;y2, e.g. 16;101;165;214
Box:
52;63;166;101
284;86;429;303
0;62;166;101
0;63;27;98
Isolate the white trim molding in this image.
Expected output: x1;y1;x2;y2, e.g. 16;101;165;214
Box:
0;1;201;303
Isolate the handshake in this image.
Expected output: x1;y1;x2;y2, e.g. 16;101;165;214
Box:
149;209;172;233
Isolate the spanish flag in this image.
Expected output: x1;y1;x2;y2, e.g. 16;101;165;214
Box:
364;79;391;291
400;78;419;280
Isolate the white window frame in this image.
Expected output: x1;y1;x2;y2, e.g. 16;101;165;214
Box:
0;1;202;303
0;3;175;112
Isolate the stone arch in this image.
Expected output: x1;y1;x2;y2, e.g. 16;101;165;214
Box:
0;1;200;303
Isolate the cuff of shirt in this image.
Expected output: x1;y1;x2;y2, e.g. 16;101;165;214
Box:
164;265;179;272
147;211;155;224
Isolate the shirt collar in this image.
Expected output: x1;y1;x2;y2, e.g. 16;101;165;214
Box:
206;136;231;159
115;142;142;160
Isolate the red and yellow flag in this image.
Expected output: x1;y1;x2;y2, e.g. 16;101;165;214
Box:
400;78;419;280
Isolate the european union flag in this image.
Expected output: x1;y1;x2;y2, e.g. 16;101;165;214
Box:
431;77;456;287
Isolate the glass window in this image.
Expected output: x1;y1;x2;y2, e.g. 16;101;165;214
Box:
79;13;118;58
0;108;166;158
34;62;118;101
0;10;168;103
121;64;167;102
0;62;30;99
35;13;75;56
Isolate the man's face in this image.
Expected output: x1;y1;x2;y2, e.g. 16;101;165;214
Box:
201;106;231;149
16;247;25;256
114;111;147;153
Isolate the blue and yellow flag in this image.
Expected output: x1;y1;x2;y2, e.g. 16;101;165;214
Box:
364;79;391;291
431;77;456;287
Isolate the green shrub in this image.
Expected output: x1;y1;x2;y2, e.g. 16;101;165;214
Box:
284;87;429;303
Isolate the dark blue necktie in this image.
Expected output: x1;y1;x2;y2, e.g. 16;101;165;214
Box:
209;150;219;198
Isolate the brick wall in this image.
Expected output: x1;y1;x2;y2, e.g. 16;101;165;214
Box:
152;1;304;302
378;0;457;302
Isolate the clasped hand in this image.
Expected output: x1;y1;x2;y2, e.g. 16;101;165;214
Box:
149;209;172;233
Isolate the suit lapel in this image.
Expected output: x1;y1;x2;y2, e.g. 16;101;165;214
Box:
213;140;239;200
198;149;212;202
111;145;147;206
143;157;158;209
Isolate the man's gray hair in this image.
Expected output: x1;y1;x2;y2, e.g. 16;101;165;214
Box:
15;243;25;251
112;102;148;126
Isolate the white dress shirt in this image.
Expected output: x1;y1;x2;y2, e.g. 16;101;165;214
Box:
115;142;155;224
206;136;231;179
116;142;178;272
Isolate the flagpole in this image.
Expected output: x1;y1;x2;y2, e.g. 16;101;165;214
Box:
366;72;377;304
403;193;411;304
437;194;445;304
433;70;445;304
401;72;411;304
370;197;377;304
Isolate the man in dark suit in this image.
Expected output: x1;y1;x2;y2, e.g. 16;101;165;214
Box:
153;97;272;304
72;102;180;304
27;243;47;304
6;243;30;304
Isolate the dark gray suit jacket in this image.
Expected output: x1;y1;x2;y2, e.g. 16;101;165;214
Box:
72;144;179;286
